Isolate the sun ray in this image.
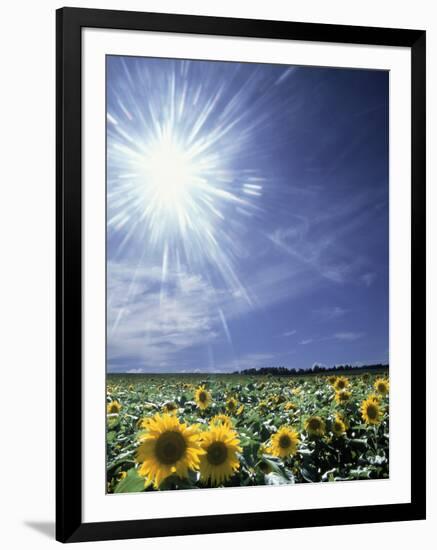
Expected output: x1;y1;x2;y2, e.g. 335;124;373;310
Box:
107;58;268;307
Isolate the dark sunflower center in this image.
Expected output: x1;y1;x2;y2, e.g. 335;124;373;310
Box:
199;392;207;402
207;441;228;466
367;405;378;419
378;384;386;392
337;381;346;389
279;435;291;449
334;421;343;432
309;419;321;430
155;431;187;464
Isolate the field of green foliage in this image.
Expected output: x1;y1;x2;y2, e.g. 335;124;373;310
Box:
106;371;389;493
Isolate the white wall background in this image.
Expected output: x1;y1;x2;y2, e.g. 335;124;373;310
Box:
0;0;434;548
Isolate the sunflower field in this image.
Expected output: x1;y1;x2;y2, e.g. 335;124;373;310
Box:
106;372;389;493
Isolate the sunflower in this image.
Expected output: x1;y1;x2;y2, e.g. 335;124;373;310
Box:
291;387;302;397
209;414;233;429
136;413;205;488
334;389;351;404
267;426;300;458
283;401;296;411
331;414;347;437
226;397;238;414
194;386;212;410
305;416;325;437
333;376;350;392
327;375;337;385
258;442;269;456
107;400;121;414
137;416;151;430
162;401;178;414
199;425;241;486
361;396;383;425
374;378;390;396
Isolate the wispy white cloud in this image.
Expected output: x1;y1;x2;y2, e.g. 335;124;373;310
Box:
107;255;317;372
269;225;361;285
283;329;297;337
238;259;316;314
313;306;348;321
179;368;203;373
333;332;364;341
298;332;364;345
268;189;386;286
312;362;328;369
361;272;377;287
107;261;221;370
300;339;313;345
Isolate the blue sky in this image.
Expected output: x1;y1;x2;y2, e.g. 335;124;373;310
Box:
106;56;388;373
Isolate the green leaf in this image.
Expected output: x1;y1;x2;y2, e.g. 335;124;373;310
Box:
114;468;147;493
258;456;284;475
300;466;318;482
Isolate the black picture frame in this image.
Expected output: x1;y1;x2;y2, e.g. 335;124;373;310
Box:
56;6;426;543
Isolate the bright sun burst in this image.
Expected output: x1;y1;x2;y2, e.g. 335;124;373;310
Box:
142;132;199;216
107;59;271;342
133;121;238;260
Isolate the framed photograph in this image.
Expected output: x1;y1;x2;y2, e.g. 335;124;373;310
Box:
56;7;426;543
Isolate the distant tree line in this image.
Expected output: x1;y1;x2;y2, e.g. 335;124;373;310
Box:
233;363;389;376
